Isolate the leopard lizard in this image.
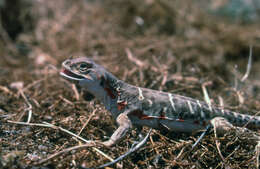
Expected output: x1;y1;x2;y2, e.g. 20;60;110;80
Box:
60;56;260;167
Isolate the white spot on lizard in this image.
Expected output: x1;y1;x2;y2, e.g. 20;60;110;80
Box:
168;93;176;111
221;108;225;115
138;87;144;100
207;101;212;112
187;100;195;114
197;100;205;118
147;99;153;106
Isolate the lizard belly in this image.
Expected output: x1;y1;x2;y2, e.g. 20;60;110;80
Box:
131;117;161;129
131;116;205;132
160;120;205;133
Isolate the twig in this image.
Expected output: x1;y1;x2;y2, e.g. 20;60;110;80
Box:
218;96;224;107
191;124;211;150
202;82;212;111
42;122;114;162
203;83;225;162
256;141;260;169
175;147;185;160
10;82;33;123
37;142;98;165
78;109;97;136
152;55;161;68
42;122;92;143
7;120;114;163
23;78;46;92
160;71;168;91
151;55;168;91
224;145;240;161
84;129;152;169
19;90;33;123
59;95;74;106
213;123;225;162
0;114;16;119
32;98;41;108
149;132;160;155
233;65;239;90
236;90;244;105
138;68;144;83
72;84;80;101
0;85;15;96
7;120;54;128
125;48;146;68
241;45;253;82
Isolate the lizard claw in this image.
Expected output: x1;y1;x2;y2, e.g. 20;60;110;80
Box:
101;140;115;147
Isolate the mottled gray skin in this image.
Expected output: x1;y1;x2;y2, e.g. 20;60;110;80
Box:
60;56;260;146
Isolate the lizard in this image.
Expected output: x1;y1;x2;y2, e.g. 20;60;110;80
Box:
60;56;260;165
60;57;260;147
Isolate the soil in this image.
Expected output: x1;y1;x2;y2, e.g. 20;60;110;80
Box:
1;0;260;168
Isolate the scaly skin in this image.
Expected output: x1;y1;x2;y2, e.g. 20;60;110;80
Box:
60;56;260;147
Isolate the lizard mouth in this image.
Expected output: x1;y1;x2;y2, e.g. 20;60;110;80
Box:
60;67;85;81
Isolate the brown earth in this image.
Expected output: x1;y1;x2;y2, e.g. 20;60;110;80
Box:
1;0;260;168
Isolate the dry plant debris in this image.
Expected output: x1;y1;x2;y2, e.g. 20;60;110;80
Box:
0;0;260;168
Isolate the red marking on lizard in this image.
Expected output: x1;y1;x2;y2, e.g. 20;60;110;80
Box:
176;119;185;122
101;76;117;99
193;120;200;125
130;110;153;120
159;110;166;119
130;110;167;120
104;87;116;99
202;121;207;127
117;101;127;110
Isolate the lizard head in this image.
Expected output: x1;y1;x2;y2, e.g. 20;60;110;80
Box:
60;57;97;82
60;57;118;101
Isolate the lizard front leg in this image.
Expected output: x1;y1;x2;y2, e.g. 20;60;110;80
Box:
102;112;133;147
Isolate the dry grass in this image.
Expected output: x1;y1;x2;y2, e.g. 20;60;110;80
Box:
1;0;260;168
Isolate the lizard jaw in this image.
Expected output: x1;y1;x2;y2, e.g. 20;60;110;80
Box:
60;68;85;81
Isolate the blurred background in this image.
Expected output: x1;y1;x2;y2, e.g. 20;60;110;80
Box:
1;0;260;168
0;0;260;84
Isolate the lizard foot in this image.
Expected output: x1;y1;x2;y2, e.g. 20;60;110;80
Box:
101;140;115;148
210;117;234;136
92;129;152;169
211;117;260;140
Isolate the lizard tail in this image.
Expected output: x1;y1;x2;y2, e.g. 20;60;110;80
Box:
222;110;260;129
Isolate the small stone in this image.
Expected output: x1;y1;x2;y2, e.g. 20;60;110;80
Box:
38;145;48;151
0;108;6;113
30;154;40;161
22;127;31;133
43;115;53;121
10;81;24;90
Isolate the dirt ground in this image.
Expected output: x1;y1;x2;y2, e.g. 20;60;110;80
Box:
1;0;260;168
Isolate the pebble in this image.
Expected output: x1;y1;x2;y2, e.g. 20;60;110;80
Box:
27;153;40;161
38;145;48;151
43;115;53;121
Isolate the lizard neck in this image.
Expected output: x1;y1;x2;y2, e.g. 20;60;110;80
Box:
79;69;129;119
95;71;125;118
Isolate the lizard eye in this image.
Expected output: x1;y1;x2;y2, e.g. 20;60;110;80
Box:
80;63;88;69
78;62;92;72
